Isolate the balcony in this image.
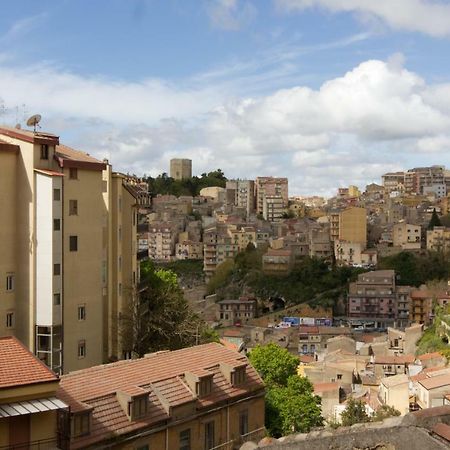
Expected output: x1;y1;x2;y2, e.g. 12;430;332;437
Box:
237;427;267;446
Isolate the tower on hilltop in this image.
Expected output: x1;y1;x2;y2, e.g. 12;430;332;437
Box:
170;158;192;180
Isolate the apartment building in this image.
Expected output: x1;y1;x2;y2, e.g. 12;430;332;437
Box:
405;166;445;195
427;226;450;253
347;270;411;328
255;177;288;221
169;158;192;180
0;336;67;449
382;172;405;193
0;126;138;373
392;222;421;249
328;207;367;245
226;179;256;216
103;170;140;362
216;297;258;326
203;224;256;278
148;222;181;260
56;343;265;449
175;240;204;260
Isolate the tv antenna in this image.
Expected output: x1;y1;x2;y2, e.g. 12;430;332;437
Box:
26;114;42;133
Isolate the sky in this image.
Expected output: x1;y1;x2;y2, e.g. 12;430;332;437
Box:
1;0;450;196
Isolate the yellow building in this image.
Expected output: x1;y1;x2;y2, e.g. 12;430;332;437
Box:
56;343;266;449
0;126;139;373
427;226;450;253
0;336;67;449
338;207;367;245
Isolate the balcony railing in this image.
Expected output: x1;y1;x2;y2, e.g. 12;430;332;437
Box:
238;427;267;446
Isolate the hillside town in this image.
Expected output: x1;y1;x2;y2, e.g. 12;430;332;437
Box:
1;125;450;449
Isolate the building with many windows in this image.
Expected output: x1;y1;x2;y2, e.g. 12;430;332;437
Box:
0;126;139;373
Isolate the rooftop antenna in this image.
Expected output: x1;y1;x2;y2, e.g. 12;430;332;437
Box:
26;114;42;133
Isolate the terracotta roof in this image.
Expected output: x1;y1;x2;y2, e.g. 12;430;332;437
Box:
222;329;245;337
57;343;264;449
313;382;339;393
410;366;449;382
0;125;59;145
299;355;315;364
219;339;239;352
418;373;450;390
55;144;106;170
374;355;414;365
0;336;58;389
380;374;409;387
433;422;450;442
418;352;444;361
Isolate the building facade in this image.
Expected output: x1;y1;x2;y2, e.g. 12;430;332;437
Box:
0;126;138;373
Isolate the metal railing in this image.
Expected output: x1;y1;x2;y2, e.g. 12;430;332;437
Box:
238;427;267;445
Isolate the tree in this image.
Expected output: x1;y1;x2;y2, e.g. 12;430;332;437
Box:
248;343;299;387
249;344;323;437
121;263;217;357
340;398;370;426
373;404;400;421
428;208;442;230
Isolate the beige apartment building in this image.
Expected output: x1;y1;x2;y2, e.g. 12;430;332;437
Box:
427;226;450;253
170;158;192;180
226;179;255;216
255;177;288;220
0;126;139;373
392;222;421;249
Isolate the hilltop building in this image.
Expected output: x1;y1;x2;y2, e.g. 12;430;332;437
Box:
170;158;192;180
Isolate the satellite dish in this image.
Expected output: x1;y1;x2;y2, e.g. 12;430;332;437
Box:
26;114;42;132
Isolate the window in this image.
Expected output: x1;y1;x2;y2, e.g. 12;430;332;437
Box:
6;312;14;328
53;188;61;201
78;305;86;321
118;283;122;297
53;264;61;276
204;421;215;450
73;412;90;437
6;274;14;292
78;340;86;358
53;219;61;231
54;293;61;306
40;144;49;160
69;200;78;216
239;410;248;436
337;374;343;380
118;256;122;271
69;236;78;252
179;429;190;450
130;396;148;419
69;168;78;179
232;367;246;386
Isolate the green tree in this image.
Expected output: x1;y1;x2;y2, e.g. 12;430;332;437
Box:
206;259;235;295
340;398;370;426
428;208;442;230
121;262;215;357
248;343;299;387
373;404;400;422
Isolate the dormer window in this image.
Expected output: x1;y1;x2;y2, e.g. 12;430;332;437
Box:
72;411;91;437
232;367;246;386
128;395;148;419
196;376;213;397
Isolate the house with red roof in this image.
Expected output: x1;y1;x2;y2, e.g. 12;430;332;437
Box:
0;336;67;449
56;343;265;449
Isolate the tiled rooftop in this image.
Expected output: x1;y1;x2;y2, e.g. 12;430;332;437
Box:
0;336;58;389
57;343;264;449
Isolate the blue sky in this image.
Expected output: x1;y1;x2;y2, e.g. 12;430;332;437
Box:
1;0;450;195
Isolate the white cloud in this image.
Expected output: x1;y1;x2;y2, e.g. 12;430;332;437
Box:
206;0;257;31
0;13;48;43
275;0;450;37
1;56;450;196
